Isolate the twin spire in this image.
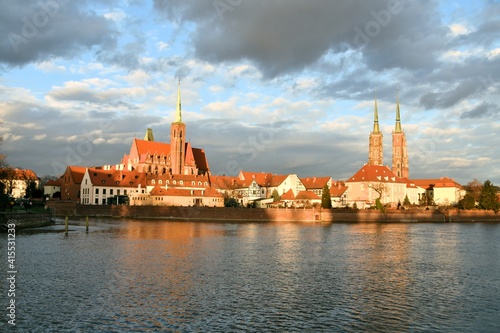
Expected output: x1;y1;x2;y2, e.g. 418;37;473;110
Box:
371;89;404;133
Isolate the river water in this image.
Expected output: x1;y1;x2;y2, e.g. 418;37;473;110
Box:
1;219;500;332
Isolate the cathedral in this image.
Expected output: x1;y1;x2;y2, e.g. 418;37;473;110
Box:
121;81;210;176
367;92;409;178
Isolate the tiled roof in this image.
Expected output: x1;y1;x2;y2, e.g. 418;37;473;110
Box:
346;165;404;183
68;166;87;183
133;139;171;156
300;176;331;189
211;175;239;190
411;178;462;189
330;182;348;196
0;168;39;181
295;191;321;200
87;168;146;188
280;189;295;200
45;178;62;186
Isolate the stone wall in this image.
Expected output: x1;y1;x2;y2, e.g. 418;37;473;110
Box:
45;201;500;222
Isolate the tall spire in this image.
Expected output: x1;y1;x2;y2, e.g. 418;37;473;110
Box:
373;98;380;133
175;78;182;123
395;85;402;133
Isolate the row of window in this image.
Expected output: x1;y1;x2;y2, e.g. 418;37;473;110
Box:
150;179;209;186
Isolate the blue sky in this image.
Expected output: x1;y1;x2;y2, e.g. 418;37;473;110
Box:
0;0;499;185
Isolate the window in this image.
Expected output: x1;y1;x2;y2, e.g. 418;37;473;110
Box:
124;190;127;195
103;189;106;195
95;188;99;195
117;190;120;195
152;179;156;184
110;189;114;195
95;198;99;204
102;199;106;205
159;180;163;184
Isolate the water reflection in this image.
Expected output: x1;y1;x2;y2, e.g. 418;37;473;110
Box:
4;221;500;332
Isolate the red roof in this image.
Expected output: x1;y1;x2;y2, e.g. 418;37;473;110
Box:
411;178;462;189
87;168;146;188
346;165;405;183
300;176;331;189
330;182;348;197
66;166;87;184
280;189;295;200
0;168;39;181
45;178;62;186
211;175;239;190
146;173;211;187
295;191;320;200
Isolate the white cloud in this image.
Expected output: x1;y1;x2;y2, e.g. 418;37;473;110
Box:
449;23;471;36
33;134;47;141
104;11;126;22
36;61;66;72
157;42;169;51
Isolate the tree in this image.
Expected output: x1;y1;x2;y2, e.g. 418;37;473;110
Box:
403;195;411;206
321;184;332;208
271;189;280;202
479;180;500;213
458;193;475;210
464;179;482;203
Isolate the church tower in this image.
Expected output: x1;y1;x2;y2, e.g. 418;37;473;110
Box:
391;89;409;178
368;99;383;166
170;79;186;175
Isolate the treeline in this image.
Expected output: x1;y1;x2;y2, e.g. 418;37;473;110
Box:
458;179;500;213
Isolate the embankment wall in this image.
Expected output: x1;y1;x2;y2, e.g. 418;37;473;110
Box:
45;201;500;223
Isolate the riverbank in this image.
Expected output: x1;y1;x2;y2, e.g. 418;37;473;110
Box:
0;212;54;231
45;201;500;223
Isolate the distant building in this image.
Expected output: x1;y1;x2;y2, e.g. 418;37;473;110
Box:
392;91;409;178
44;178;62;199
0;168;40;198
412;178;465;206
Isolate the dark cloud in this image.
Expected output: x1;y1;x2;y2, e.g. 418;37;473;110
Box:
0;0;117;67
460;102;498;120
153;0;447;78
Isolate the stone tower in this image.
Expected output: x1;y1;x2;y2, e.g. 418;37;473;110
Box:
170;79;186;175
368;99;383;166
391;90;409;178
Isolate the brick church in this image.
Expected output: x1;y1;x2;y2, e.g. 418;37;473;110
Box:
121;80;210;177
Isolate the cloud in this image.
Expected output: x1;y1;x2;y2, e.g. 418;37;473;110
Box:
0;0;118;67
460;102;498;120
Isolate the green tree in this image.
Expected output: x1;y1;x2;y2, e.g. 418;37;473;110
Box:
458;193;475;210
321;184;332;208
479;180;500;213
271;189;280;202
403;195;411;206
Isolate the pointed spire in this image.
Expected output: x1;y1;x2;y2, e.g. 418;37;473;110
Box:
175;78;182;123
144;128;154;141
373;98;380;133
395;85;402;132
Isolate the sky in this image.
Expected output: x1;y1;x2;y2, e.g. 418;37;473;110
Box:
0;0;499;185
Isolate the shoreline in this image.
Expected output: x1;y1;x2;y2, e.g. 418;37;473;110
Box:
44;201;500;224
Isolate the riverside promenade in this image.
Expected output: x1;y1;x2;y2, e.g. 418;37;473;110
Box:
46;201;500;223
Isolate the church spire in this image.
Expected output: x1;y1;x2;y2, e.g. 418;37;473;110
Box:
395;86;402;133
175;78;182;123
373;98;380;133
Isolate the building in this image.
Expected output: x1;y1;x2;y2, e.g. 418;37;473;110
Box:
412;178;465;206
0;168;40;198
60;166;86;201
345;164;407;208
120;81;210;177
80;167;147;205
300;176;332;196
44;178;62;199
330;181;349;208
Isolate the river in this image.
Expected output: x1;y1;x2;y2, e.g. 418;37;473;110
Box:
2;219;499;332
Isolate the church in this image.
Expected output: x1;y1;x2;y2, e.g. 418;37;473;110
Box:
121;80;210;177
